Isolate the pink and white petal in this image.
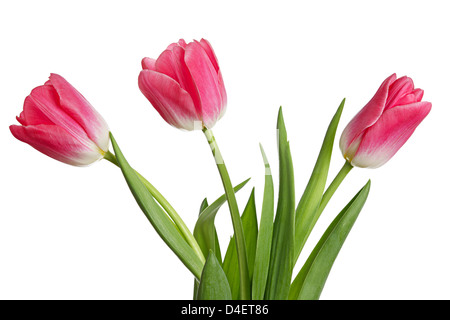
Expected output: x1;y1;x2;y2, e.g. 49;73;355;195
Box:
351;101;432;168
138;69;200;130
198;39;226;108
142;57;157;71
339;73;397;154
341;132;363;162
198;39;219;72
411;88;424;101
10;124;104;166
216;69;227;114
394;93;417;107
384;76;414;110
48;74;110;152
171;45;203;117
185;41;224;128
16;115;27;126
176;39;187;48
155;49;180;81
200;39;227;111
166;39;187;51
19;94;56;126
156;46;201;116
28;85;93;148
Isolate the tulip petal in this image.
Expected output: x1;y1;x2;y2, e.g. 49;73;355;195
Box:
199;39;227;112
138;69;200;130
412;88;424;101
339;73;397;156
215;69;227;119
26;85;95;151
171;45;203;116
384;76;414;110
17;95;55;126
155;49;180;81
395;93;417;107
167;39;187;50
351;101;432;168
155;47;202;117
185;41;224;128
198;39;219;72
10;124;103;166
48;74;110;151
142;57;157;71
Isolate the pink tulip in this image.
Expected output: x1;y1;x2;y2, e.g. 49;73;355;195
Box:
339;73;431;168
138;38;227;130
10;74;110;166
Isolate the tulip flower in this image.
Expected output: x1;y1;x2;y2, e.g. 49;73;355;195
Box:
139;39;248;297
10;73;110;166
138;38;227;130
10;74;207;275
339;73;431;168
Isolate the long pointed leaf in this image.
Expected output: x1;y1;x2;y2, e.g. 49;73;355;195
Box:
222;188;259;300
193;179;250;264
194;198;210;300
289;180;371;300
265;107;296;300
252;144;275;300
222;236;238;299
110;133;203;280
197;251;232;300
203;128;251;300
242;189;258;280
294;99;345;264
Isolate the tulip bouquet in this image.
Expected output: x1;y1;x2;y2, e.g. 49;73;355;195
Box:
10;38;431;300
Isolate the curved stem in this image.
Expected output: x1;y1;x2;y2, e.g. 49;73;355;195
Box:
202;128;251;300
104;151;205;264
317;160;354;215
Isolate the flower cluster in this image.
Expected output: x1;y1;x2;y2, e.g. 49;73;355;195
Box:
10;38;431;300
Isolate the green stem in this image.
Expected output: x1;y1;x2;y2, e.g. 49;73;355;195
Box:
104;151;206;264
202;128;251;300
317;160;353;216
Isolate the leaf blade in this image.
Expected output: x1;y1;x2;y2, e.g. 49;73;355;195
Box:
294;99;345;264
264;107;296;300
110;133;203;280
194;198;209;300
289;180;371;300
193;179;250;264
197;251;232;300
222;188;259;300
251;144;275;300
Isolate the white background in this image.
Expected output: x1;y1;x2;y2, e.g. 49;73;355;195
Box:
1;0;449;300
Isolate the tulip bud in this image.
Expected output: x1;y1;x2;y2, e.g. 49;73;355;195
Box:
10;74;110;166
339;73;431;168
138;38;227;130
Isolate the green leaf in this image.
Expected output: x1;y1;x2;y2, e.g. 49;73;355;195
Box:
222;236;238;299
197;251;232;300
252;144;275;300
203;128;251;300
294;99;345;264
264;107;296;300
109;133;204;280
289;180;371;300
222;188;259;300
194;198;209;300
199;198;210;215
241;189;258;279
193;179;250;265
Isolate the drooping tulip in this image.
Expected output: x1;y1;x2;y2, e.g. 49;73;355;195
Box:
339;73;431;168
10;73;110;166
138;38;227;130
